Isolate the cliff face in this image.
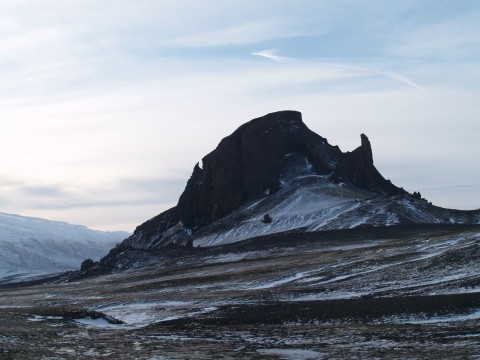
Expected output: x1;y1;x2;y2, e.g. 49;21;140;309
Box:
177;110;342;229
121;110;404;250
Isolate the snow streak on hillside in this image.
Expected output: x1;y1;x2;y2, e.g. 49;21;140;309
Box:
0;212;129;282
193;174;480;247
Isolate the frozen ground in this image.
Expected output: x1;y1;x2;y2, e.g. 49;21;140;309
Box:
0;224;479;358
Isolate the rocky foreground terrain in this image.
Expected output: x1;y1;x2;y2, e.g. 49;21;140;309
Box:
1;224;479;359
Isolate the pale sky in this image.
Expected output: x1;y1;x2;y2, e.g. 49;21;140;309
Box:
1;0;479;232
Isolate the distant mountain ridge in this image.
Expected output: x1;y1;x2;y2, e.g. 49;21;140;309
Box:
0;212;129;283
84;110;480;274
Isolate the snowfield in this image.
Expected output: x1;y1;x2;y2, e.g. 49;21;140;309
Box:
0;212;129;282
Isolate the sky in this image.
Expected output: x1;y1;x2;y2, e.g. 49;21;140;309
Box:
1;0;479;232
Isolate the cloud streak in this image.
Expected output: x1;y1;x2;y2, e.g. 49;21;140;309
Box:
251;49;287;63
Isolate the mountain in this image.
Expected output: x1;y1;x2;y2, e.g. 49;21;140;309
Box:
84;110;480;274
0;212;129;283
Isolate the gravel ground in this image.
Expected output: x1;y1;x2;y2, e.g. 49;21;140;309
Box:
1;225;480;359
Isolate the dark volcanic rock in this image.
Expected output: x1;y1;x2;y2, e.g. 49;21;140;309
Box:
177;110;342;229
178;111;404;230
120;110;405;251
339;133;401;194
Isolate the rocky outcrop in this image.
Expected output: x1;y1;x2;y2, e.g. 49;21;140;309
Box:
177;110;342;229
120;110;405;250
339;133;402;194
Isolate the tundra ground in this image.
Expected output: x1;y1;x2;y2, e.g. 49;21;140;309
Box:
1;225;479;359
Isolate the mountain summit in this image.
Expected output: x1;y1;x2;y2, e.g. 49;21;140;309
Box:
126;111;403;248
86;111;479;274
177;110;400;229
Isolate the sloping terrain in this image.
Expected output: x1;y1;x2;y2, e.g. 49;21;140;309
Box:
0;212;129;283
1;224;479;358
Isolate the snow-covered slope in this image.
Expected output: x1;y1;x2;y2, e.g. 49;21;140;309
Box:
0;212;129;282
193;171;480;247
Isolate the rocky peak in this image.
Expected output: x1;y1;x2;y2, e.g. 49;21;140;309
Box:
339;133;400;194
123;111;405;250
360;133;373;165
176;111;341;229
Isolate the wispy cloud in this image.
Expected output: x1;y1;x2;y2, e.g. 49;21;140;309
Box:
348;66;426;92
379;71;425;92
251;49;287;63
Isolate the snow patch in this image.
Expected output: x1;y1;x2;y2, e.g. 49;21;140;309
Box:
96;301;204;328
